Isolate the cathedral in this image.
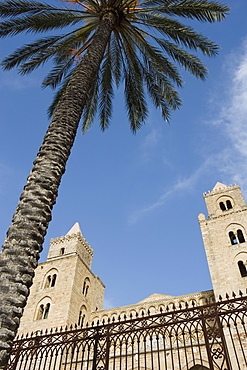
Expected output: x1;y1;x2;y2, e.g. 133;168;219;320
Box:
18;182;247;335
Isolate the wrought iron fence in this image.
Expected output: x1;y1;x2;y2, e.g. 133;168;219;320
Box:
5;292;247;370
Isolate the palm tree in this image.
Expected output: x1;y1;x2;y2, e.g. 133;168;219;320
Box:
0;0;228;365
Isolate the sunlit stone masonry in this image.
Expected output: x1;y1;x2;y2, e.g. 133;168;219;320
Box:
18;182;247;335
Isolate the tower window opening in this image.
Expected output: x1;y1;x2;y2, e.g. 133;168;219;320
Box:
82;278;90;297
43;303;50;319
51;274;57;287
237;229;245;243
37;303;50;320
45;275;51;288
44;273;57;288
37;304;44;320
85;286;89;297
220;199;233;211
78;311;85;327
60;248;65;255
238;261;247;277
226;200;232;209
229;231;238;245
220;202;226;211
82;281;86;295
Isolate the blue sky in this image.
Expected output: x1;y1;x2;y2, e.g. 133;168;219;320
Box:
0;0;247;310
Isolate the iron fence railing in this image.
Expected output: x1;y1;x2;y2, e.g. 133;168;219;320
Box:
5;292;247;370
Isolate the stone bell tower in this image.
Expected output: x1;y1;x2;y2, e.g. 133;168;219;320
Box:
18;223;105;334
198;182;247;299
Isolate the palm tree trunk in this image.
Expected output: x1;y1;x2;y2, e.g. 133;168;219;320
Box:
0;11;117;367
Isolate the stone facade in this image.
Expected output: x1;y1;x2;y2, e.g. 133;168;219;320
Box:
18;223;105;334
18;182;247;335
199;182;247;299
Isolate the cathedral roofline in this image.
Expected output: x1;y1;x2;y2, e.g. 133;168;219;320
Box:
203;182;238;197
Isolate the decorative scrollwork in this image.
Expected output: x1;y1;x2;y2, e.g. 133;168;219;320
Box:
212;347;223;359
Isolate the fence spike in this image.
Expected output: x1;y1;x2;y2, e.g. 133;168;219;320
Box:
102;319;105;325
166;306;169;312
232;291;236;298
148;309;150;316
60;326;63;332
172;304;176;310
160;307;163;313
136;312;138;317
185;302;188;309
108;317;111;323
65;326;68;331
50;328;53;333
239;290;243;296
130;313;133;319
118;315;121;321
112;316;115;322
179;303;182;310
192;301;195;307
219;295;222;301
226;293;229;299
124;314;127;320
97;320;100;326
92;321;94;327
86;322;89;328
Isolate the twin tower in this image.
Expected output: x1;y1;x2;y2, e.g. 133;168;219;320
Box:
18;182;247;334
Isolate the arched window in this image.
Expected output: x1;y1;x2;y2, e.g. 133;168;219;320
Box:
238;261;247;277
43;303;50;319
82;281;86;295
82;278;90;297
51;274;57;287
220;202;226;211
229;231;237;245
44;275;51;288
37;304;44;320
219;199;233;211
36;302;51;320
78;305;87;327
43;269;58;288
78;312;85;327
226;200;232;209
237;229;245;243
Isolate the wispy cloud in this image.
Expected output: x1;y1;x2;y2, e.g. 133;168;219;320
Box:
0;70;40;91
212;37;247;192
129;35;247;223
129;156;217;224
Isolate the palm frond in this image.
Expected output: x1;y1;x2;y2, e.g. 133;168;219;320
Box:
135;14;219;56
42;56;76;88
119;31;148;131
0;11;88;37
140;0;229;22
98;45;113;130
0;0;57;17
82;73;99;132
121;22;183;86
1;36;62;70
